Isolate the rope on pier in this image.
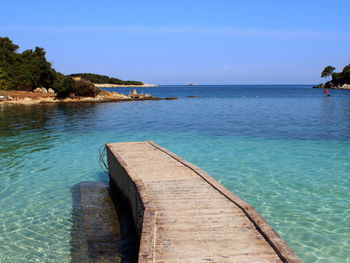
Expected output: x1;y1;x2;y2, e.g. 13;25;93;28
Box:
99;145;109;174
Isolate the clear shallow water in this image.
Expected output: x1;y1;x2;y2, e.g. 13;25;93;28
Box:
0;85;349;262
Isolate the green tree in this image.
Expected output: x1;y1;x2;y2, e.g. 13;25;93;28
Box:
0;37;19;90
0;67;9;89
321;66;335;78
0;37;56;91
0;37;19;66
342;64;350;76
16;47;56;90
330;64;350;84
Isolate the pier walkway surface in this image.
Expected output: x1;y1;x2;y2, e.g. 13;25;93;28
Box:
106;141;300;263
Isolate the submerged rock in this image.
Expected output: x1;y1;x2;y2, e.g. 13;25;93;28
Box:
70;182;121;263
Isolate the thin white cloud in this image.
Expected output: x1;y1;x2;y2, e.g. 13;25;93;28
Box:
0;25;345;39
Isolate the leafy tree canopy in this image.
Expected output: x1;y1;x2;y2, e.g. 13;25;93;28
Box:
0;37;56;91
321;66;335;78
329;63;350;85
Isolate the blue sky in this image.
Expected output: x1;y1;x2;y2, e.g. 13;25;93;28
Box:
1;0;349;84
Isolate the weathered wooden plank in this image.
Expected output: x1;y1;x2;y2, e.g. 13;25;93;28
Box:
106;141;301;263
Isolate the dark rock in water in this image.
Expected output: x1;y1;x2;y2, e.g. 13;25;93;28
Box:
70;181;138;263
164;97;178;100
71;181;121;262
186;96;198;98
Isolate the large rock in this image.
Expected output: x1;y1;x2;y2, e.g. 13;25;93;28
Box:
340;84;350;90
34;87;48;93
48;88;55;94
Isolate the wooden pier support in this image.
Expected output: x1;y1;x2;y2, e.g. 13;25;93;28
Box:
106;141;300;263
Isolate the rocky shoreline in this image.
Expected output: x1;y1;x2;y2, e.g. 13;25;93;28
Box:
313;83;350;90
0;90;174;105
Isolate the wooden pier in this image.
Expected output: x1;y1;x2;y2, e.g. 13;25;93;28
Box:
106;141;300;263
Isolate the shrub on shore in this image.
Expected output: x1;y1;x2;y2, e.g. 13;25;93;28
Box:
73;79;100;97
55;77;100;99
54;74;75;99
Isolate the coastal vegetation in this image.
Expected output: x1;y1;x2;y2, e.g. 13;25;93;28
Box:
69;73;144;86
316;63;350;89
0;36;145;99
0;37;56;91
0;36;98;98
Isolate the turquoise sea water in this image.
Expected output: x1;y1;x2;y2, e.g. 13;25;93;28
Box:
0;85;349;262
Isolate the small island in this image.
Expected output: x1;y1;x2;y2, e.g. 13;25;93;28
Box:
314;63;350;90
0;37;160;104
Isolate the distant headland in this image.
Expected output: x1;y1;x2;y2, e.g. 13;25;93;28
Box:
69;73;158;87
314;63;350;90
